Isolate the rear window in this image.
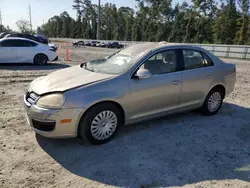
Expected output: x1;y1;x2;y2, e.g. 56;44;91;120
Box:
183;50;206;70
21;40;37;47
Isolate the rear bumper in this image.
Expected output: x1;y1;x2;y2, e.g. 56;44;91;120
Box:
53;56;58;61
225;72;236;97
47;52;58;62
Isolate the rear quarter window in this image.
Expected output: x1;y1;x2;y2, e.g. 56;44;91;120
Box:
202;52;214;67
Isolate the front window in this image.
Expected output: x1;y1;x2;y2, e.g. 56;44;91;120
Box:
84;50;142;74
140;50;178;75
0;40;20;47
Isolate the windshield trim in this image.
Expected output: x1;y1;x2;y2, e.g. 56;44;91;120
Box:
79;49;149;75
85;53;135;75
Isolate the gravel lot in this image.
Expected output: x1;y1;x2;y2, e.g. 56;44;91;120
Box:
0;45;250;188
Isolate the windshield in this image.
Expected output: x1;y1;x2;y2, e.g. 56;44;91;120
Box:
84;51;138;74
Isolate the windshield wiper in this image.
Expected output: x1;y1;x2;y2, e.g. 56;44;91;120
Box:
106;49;121;59
80;62;87;68
80;62;95;72
86;67;95;72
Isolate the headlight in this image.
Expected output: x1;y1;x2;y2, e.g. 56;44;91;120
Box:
36;93;65;109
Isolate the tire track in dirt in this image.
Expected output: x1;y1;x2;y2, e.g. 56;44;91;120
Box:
1;79;34;84
0;72;48;88
0;74;47;79
0;78;35;85
0;74;46;85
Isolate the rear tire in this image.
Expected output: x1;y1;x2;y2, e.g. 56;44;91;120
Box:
34;54;48;65
78;103;122;145
201;88;223;116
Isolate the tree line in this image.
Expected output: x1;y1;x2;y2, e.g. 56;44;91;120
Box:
2;0;250;45
0;19;35;35
0;25;13;34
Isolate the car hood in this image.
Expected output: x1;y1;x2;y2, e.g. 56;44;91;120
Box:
30;65;114;95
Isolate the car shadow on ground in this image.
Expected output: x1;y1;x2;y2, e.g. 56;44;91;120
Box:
0;63;70;71
36;102;250;187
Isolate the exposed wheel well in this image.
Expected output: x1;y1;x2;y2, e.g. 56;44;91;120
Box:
77;101;126;136
211;85;226;98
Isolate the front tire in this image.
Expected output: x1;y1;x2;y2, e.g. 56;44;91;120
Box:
201;88;223;116
34;54;48;65
78;103;122;145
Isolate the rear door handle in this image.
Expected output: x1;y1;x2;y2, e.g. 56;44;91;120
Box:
207;75;212;79
173;80;181;85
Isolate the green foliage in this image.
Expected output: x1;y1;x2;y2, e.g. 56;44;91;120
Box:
213;0;238;44
235;0;250;44
0;25;12;33
16;19;31;34
38;12;75;38
37;0;250;45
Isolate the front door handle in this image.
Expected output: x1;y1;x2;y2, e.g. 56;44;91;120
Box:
173;80;181;85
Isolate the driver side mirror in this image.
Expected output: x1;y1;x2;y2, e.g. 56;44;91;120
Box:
135;68;152;79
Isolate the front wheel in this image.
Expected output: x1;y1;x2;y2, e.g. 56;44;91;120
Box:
34;54;48;65
201;88;223;116
78;103;122;145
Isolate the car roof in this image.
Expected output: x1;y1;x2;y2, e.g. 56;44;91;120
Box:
0;37;39;44
10;33;34;36
120;42;209;57
9;33;38;39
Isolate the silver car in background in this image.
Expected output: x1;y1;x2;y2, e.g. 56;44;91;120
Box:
23;43;236;144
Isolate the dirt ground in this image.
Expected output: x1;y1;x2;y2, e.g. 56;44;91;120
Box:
0;45;250;188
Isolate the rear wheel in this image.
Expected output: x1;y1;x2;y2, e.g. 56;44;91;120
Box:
201;88;223;115
78;103;122;145
34;54;48;65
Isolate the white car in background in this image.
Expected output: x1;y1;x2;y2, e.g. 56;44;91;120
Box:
0;37;58;65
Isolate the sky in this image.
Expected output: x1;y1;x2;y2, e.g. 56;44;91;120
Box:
1;0;186;31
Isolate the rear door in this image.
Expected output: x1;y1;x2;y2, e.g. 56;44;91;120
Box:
15;40;38;63
0;40;18;63
179;49;215;108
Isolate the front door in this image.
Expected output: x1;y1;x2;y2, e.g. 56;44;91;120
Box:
128;49;183;122
0;40;18;63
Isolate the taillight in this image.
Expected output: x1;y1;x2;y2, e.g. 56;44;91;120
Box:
232;65;236;73
49;48;56;52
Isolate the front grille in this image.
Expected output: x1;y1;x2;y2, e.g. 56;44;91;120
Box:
32;119;56;132
25;91;39;107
